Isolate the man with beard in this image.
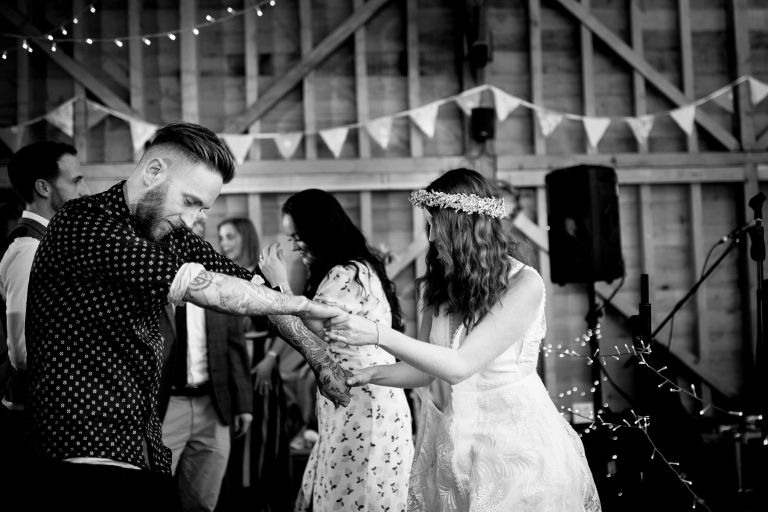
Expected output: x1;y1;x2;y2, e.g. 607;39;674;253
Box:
22;123;350;512
0;142;90;504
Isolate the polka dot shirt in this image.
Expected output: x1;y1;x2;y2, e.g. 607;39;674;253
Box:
26;181;253;473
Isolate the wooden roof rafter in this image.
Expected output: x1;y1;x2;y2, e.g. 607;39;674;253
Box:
224;0;392;134
0;3;138;118
553;0;741;151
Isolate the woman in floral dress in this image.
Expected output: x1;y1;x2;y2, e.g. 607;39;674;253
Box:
259;189;413;512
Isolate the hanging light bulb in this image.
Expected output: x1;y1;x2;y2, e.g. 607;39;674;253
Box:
256;8;263;16
89;5;96;13
2;51;7;60
51;42;57;52
61;28;68;36
21;40;28;50
143;37;151;46
115;39;123;47
27;46;33;53
205;14;214;22
270;0;276;6
193;28;200;35
73;17;79;24
86;38;93;44
47;35;54;41
168;33;176;41
227;7;234;14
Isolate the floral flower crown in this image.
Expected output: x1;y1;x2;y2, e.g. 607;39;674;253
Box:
409;189;507;219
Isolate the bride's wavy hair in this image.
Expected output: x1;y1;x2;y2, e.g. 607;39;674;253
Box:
416;168;521;329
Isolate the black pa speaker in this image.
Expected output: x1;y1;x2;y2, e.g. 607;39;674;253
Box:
470;107;495;143
545;165;624;284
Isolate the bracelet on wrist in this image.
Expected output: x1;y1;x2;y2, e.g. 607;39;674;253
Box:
373;320;381;349
266;350;278;358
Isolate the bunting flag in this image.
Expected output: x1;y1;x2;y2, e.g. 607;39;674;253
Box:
625;115;655;146
128;119;159;153
85;100;110;129
455;90;482;116
409;102;439;138
536;109;564;137
749;77;768;106
319;127;349;158
711;90;734;113
45;99;75;138
221;133;255;165
274;132;303;159
365;117;394;149
491;87;522;121
669;105;696;135
582;117;611;148
0;126;23;152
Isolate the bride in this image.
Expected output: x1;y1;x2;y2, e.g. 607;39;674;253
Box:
324;168;602;511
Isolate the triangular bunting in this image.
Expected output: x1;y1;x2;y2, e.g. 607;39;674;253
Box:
455;90;482;116
319;127;349;158
625;115;655;146
85;100;110;129
536;110;564;137
711;90;734;113
491;87;522;121
128;119;160;153
0;126;23;152
221;133;255;165
274;132;303;159
45;99;75;138
408;102;439;138
749;77;768;106
582;117;611;148
669;105;696;136
365;117;394;149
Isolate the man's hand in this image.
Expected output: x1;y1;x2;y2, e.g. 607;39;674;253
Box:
233;413;253;437
313;363;353;408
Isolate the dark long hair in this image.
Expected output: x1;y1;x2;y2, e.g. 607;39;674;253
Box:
415;168;520;330
217;217;261;269
282;189;405;332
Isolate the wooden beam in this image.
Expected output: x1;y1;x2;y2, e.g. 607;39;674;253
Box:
72;0;88;160
580;0;596;154
15;0;29;149
629;0;647;153
727;0;756;153
180;0;199;123
128;0;144;116
554;0;739;151
688;183;708;361
353;0;371;157
0;3;137;117
299;0;317;159
678;0;698;152
359;191;373;239
247;193;262;238
387;237;429;278
243;1;260;160
225;0;391;133
528;0;545;154
406;0;423;157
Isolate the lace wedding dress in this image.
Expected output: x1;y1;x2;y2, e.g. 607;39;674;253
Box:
408;262;602;512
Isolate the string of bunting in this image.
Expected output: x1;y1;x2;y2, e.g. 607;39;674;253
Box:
1;1;279;59
1;75;767;161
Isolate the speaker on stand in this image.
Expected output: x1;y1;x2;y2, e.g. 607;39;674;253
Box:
545;164;625;417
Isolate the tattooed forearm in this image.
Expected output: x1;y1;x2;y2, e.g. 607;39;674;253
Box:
184;270;310;316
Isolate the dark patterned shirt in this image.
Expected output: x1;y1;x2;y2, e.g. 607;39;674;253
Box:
26;181;252;473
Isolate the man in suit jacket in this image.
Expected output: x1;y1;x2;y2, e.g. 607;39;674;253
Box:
0;141;89;507
158;220;254;512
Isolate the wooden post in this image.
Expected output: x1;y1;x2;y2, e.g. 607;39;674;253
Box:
180;0;199;123
244;1;260;160
73;0;89;161
354;0;371;158
580;0;596;154
406;0;423;158
299;0;317;159
528;0;545;155
678;0;698;152
629;0;647;153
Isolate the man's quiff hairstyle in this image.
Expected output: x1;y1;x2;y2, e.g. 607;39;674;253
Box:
8;141;77;204
144;122;236;183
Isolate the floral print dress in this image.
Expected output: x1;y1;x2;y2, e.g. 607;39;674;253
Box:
295;262;414;512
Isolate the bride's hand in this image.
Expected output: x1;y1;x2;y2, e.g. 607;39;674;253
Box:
346;366;377;387
324;314;380;346
259;242;290;289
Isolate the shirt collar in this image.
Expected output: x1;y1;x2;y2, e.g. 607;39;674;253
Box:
21;210;50;228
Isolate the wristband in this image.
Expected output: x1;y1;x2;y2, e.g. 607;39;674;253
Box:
266;350;278;358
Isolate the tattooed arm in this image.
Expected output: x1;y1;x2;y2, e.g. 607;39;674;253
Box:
183;269;352;406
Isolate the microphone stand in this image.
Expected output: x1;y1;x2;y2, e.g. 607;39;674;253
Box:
746;192;767;440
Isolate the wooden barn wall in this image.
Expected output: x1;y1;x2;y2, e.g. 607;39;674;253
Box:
1;0;768;414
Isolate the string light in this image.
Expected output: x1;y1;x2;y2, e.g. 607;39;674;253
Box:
143;38;151;46
1;51;7;60
1;0;279;60
51;43;57;52
114;39;123;48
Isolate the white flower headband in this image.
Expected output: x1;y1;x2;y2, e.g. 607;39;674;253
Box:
409;189;507;219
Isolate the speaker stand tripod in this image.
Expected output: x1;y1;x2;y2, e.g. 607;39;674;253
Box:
585;282;603;418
